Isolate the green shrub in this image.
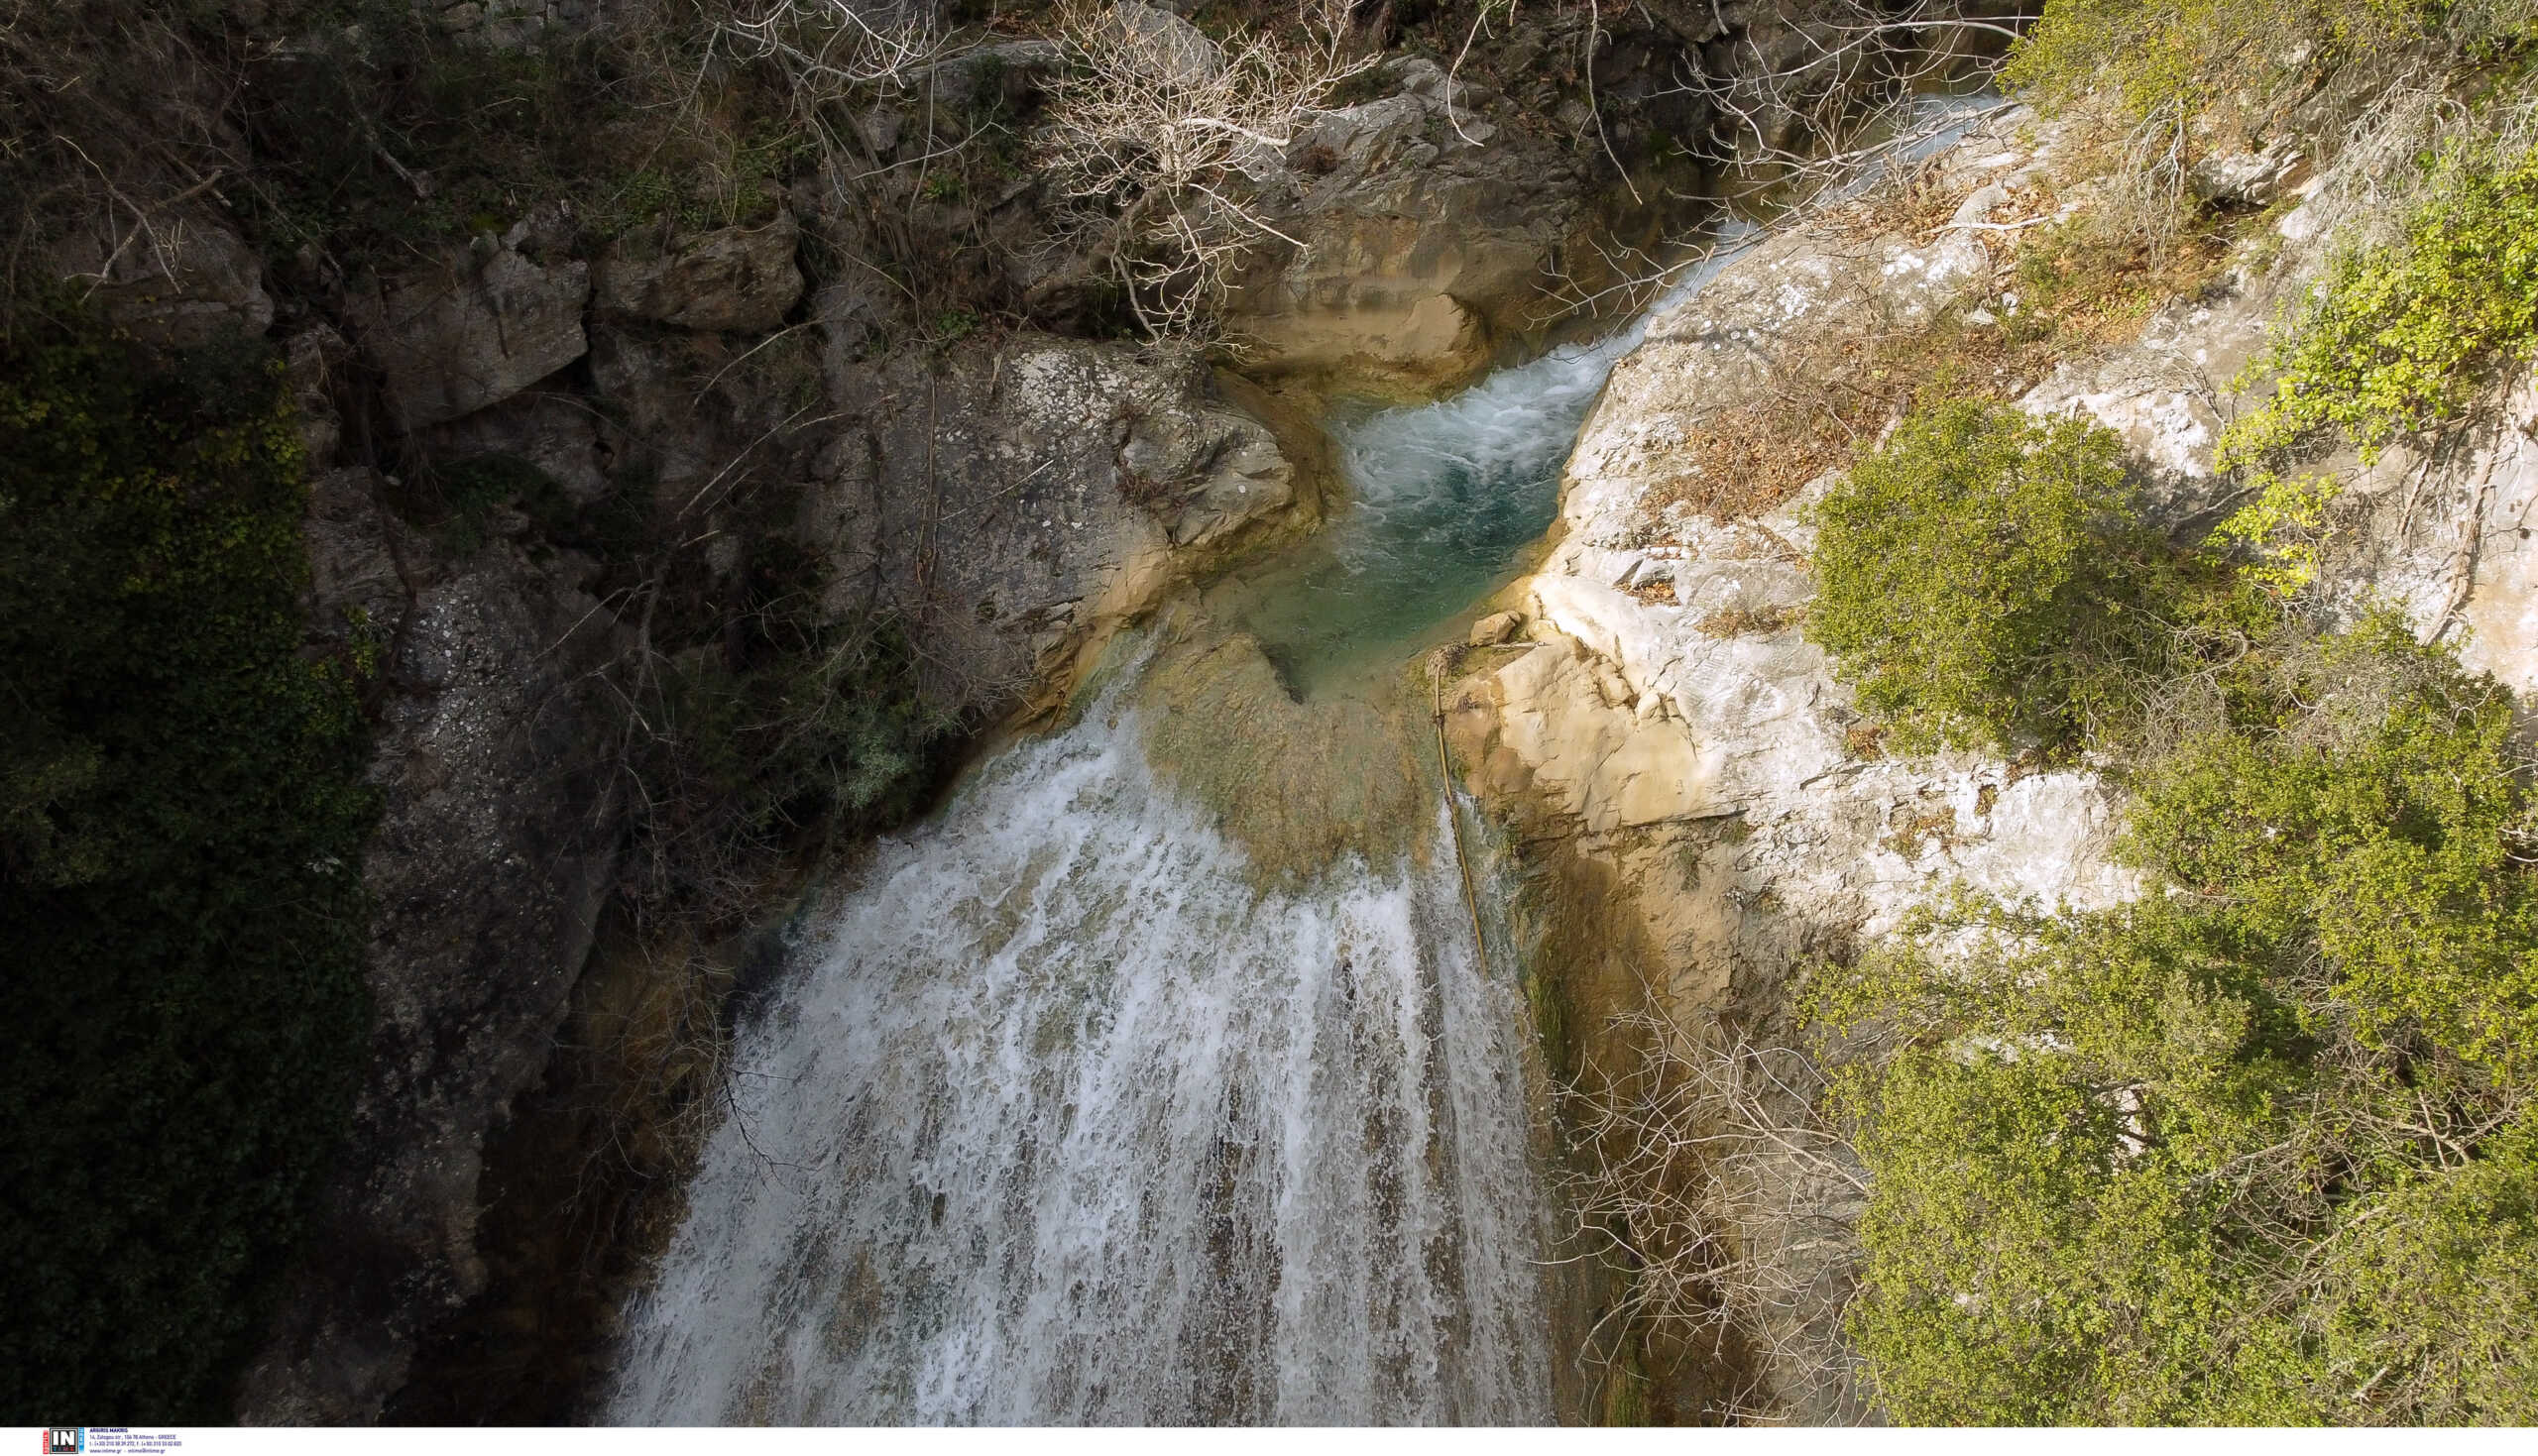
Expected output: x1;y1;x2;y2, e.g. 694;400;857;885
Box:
1837;1043;2281;1424
0;317;375;1418
2004;0;2538;124
1805;398;2253;751
2317;1109;2538;1422
2124;618;2538;1072
1813;621;2538;1424
2219;140;2538;472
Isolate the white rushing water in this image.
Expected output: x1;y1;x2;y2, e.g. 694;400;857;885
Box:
605;204;1860;1426
605;685;1551;1423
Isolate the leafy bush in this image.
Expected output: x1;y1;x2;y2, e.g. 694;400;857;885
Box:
0;317;375;1418
1805;398;2257;751
2004;0;2538;123
2125;619;2538;1072
2219;139;2538;471
1813;622;2538;1424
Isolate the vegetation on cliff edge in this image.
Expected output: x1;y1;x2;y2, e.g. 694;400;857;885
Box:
1797;114;2538;1423
0;315;376;1420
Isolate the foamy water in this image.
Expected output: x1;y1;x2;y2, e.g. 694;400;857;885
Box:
604;687;1549;1423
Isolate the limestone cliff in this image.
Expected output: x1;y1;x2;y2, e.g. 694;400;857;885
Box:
1442;103;2538;1419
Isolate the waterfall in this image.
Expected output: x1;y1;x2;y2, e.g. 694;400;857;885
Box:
604;684;1550;1423
602;208;1840;1426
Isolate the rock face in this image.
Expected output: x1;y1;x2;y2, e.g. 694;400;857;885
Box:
1456;111;2133;948
48;211;276;348
1225;59;1599;394
241;197;1322;1419
1443;101;2538;1420
807;334;1320;713
352;238;592;428
243;464;625;1424
596;213;804;333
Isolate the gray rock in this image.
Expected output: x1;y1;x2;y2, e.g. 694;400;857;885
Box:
597;212;804;333
353;245;591;428
588;324;826;510
860;106;905;157
418;391;613;505
1104;3;1219;86
299;467;417;649
243;489;624;1424
2191;145;2305;207
806;334;1316;712
49;211;275;349
916;40;1061;109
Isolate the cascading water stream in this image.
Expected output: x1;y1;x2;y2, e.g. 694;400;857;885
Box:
606;696;1544;1424
604;240;1771;1427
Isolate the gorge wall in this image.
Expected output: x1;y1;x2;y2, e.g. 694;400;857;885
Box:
1439;95;2538;1419
8;0;2061;1425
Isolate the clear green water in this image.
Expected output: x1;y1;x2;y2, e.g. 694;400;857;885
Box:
1209;247;1749;698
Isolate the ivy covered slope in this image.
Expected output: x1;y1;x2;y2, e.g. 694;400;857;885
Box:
0;320;375;1420
1802;121;2538;1421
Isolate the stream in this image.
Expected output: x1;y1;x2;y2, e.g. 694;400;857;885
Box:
601;249;1751;1425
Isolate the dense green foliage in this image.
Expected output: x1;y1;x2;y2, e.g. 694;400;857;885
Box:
1804;68;2538;1417
1805;398;2262;752
1815;618;2538;1423
0;320;375;1419
2004;0;2538;122
2222;140;2538;469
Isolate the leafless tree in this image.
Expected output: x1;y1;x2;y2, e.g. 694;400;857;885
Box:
710;0;956;98
1029;0;1378;338
1669;1;2033;197
1558;1010;1872;1421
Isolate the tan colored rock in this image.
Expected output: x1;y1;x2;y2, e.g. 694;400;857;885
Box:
1472;636;1716;834
1224;77;1592;394
1467;610;1524;646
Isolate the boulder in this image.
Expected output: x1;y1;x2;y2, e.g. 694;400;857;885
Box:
596;213;804;334
915;39;1061;109
353;242;591;429
1104;3;1219;85
806;333;1322;712
50;211;274;349
1228;76;1588;394
1468;610;1525;646
2191;144;2306;208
